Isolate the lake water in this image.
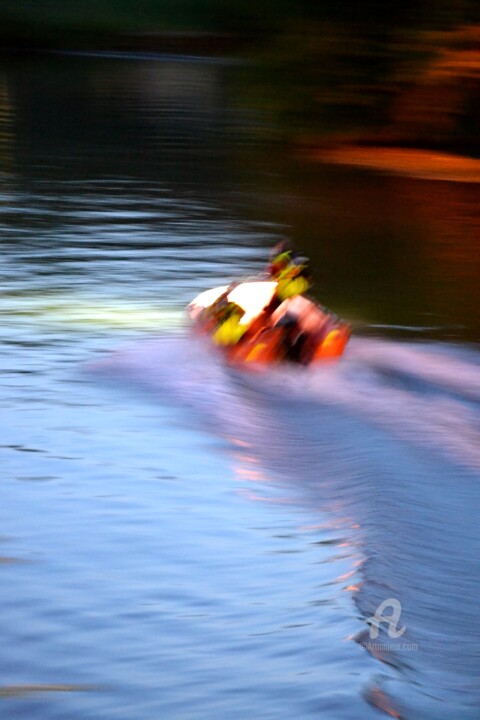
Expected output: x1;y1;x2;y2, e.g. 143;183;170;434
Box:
1;52;479;720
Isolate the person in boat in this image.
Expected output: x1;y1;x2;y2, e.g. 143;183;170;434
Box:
268;241;313;302
196;284;246;346
231;242;314;361
242;241;313;337
207;241;313;357
228;244;313;361
211;300;247;347
189;242;350;364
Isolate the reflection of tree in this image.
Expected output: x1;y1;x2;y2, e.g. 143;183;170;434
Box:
2;1;480;152
0;73;14;172
240;20;480;152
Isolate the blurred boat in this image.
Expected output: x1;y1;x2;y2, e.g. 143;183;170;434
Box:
187;280;350;366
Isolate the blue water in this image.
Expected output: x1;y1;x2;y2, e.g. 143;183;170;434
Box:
1;53;480;720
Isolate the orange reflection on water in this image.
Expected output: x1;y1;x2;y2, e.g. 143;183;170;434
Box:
235;467;265;482
336;569;356;583
233;451;269;484
368;686;402;719
227;436;251;448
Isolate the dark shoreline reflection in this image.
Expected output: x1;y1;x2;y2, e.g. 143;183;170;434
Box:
1;52;479;341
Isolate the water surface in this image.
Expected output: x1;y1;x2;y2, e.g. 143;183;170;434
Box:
1;52;479;720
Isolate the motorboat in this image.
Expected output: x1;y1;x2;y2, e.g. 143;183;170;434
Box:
187;280;350;366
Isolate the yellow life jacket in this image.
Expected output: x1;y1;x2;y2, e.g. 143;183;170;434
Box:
276;274;310;300
213;313;247;346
